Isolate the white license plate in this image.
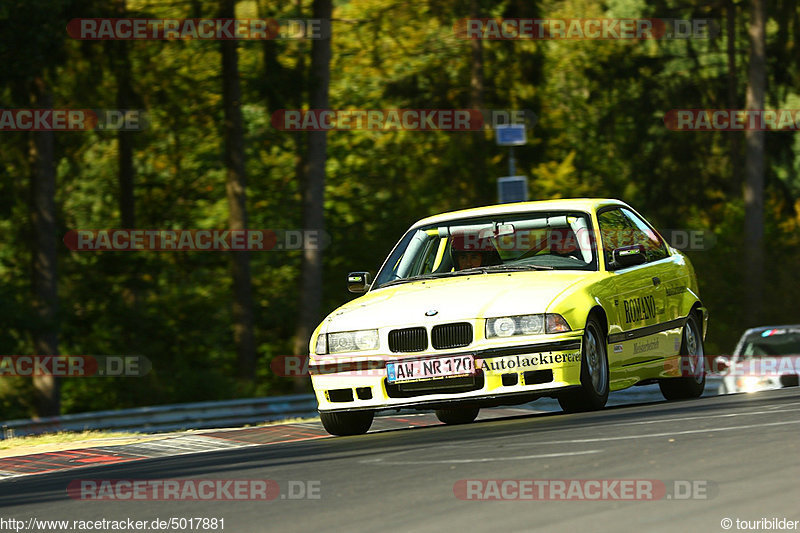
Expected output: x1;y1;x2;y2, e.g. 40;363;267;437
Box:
387;355;475;383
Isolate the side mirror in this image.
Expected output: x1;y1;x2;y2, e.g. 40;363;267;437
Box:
611;245;646;269
347;271;372;294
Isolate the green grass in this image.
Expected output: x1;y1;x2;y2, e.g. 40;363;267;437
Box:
0;416;318;452
0;430;143;450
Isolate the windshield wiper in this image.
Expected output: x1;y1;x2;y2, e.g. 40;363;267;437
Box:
380;264;553;287
378;273;444;288
450;264;554;276
450;267;489;276
484;263;554;271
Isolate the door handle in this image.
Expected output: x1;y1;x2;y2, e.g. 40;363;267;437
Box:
652;277;661;286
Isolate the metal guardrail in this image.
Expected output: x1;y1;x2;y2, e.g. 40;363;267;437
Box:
0;394;319;439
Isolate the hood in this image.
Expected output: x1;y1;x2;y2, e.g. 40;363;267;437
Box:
321;271;592;333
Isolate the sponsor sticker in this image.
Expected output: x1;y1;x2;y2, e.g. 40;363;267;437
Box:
480;352;581;373
633;339;659;355
623;295;657;323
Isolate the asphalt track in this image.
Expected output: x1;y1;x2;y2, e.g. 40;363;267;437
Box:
1;387;799;533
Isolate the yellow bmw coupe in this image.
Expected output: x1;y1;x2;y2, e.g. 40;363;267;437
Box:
310;199;707;435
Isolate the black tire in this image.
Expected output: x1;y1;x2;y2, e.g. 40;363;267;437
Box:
319;410;374;436
435;406;480;425
659;313;706;400
558;315;609;413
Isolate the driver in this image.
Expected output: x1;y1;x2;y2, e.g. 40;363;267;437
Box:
450;232;501;271
548;227;582;259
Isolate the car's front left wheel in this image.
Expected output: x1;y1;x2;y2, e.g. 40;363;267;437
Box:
320;410;374;436
558;315;609;413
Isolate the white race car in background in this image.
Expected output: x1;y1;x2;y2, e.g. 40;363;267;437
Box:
717;325;800;394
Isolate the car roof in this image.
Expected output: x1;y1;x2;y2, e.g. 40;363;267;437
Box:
411;198;630;228
734;325;800;356
739;325;800;337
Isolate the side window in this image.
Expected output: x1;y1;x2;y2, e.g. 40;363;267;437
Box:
597;208;669;267
621;209;669;262
597;209;631;266
409;234;441;275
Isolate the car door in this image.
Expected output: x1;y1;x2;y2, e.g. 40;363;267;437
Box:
597;208;668;368
620;207;686;358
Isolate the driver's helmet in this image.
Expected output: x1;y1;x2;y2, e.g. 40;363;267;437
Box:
449;232;501;269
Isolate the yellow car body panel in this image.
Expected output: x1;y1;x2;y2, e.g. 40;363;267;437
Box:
308;198;706;414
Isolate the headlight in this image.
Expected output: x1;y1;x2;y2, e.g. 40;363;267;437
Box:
519;314;545;334
490;317;518;337
735;376;774;393
327;329;380;354
315;333;328;355
487;314;568;338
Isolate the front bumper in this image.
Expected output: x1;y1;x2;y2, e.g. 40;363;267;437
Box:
311;336;583;412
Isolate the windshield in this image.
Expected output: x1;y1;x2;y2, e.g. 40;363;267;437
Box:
737;328;800;358
373;211;597;289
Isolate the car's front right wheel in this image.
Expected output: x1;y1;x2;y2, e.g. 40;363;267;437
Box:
659;313;706;400
319;410;374;436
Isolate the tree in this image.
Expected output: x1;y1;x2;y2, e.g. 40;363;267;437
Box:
293;0;332;372
744;0;766;325
220;0;256;381
726;0;742;196
0;0;71;417
29;76;60;416
468;0;489;204
110;0;136;229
